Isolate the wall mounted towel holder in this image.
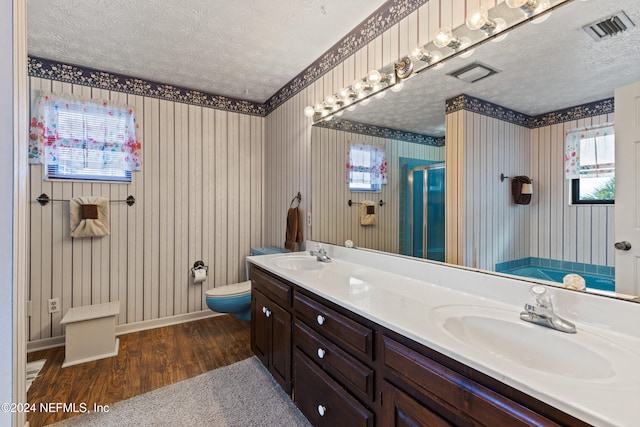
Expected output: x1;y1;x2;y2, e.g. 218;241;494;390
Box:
290;192;302;208
348;199;385;207
36;193;136;207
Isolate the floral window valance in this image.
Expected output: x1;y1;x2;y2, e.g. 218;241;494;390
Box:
565;125;614;180
29;91;142;173
346;143;387;191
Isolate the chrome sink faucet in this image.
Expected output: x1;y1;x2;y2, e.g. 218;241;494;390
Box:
309;244;331;263
520;285;576;333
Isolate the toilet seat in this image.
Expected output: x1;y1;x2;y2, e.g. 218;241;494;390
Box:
205;280;251;297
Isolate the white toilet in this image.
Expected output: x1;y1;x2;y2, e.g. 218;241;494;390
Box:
205;281;252;321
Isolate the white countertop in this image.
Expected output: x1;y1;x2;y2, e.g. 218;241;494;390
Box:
247;242;640;427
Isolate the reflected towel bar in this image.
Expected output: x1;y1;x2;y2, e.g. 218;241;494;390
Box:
36;193;136;207
348;199;385;207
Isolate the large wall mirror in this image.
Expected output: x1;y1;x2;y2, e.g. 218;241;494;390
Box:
311;0;640;302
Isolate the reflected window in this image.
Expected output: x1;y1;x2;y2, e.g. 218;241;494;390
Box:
565;126;614;205
346;143;387;192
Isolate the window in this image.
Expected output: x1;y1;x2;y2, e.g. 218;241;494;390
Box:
565;125;614;204
346;143;387;192
29;92;142;182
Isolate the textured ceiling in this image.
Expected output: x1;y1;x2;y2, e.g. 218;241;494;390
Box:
339;0;640;136
27;0;388;103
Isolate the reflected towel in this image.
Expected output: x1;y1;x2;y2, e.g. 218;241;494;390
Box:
359;201;377;226
70;196;110;238
284;207;303;251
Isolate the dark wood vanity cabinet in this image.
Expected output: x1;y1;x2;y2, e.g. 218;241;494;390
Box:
249;265;590;427
250;266;292;394
292;290;377;426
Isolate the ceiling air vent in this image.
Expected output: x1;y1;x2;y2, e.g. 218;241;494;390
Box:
447;62;499;84
583;11;635;41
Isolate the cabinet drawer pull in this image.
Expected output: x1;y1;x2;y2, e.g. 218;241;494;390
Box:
316;314;325;325
317;348;326;359
265;309;271;318
317;404;327;417
262;306;267;314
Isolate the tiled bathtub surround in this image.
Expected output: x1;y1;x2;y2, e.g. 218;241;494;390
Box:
496;257;615;278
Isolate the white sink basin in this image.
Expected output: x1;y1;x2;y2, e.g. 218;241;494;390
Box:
429;305;616;379
270;255;325;271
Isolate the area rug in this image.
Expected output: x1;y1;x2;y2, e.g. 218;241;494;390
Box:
26;359;46;392
49;357;311;427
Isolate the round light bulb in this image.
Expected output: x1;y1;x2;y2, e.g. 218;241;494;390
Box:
339;87;350;99
325;95;336;105
466;8;489;31
434;28;453;48
352;79;365;92
304;106;315;117
366;69;382;84
313;103;323;113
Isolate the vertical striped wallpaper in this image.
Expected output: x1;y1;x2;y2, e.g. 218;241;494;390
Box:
446;109;531;270
311;126;445;253
530;114;615;267
28;77;265;342
446;108;615;271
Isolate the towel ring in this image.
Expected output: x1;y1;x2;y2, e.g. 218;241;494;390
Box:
290;192;302;208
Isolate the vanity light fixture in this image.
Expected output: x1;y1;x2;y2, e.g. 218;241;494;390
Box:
505;0;550;17
394;56;414;79
408;48;443;65
466;8;508;36
366;69;390;85
434;28;462;49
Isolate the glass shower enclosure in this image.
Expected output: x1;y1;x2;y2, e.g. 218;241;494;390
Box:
409;163;445;261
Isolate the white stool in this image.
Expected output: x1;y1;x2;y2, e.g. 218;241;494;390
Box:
60;301;120;368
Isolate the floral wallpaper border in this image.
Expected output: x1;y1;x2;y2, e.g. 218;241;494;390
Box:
28;56;267;116
315;119;445;147
27;0;429;117
446;94;615;128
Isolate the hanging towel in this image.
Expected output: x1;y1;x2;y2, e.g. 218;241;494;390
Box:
511;176;532;205
284;207;303;251
359;201;377;226
69;196;110;238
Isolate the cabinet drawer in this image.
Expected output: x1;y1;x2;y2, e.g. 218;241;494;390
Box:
294;292;374;361
293;350;374;427
250;265;292;307
294;321;374;402
383;337;561;427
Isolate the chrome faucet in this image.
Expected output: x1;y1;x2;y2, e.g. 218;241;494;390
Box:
520;285;576;333
309;244;331;263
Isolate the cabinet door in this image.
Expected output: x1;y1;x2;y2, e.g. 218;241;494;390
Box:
382;381;453;427
251;289;270;368
269;301;292;394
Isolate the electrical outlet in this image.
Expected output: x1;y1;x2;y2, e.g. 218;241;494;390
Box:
307;212;312;227
48;298;60;314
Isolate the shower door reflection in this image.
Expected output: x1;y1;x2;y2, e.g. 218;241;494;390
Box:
409;163;445;261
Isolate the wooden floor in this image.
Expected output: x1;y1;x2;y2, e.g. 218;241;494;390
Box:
26;315;252;427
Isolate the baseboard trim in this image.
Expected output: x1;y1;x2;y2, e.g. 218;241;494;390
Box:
27;310;221;353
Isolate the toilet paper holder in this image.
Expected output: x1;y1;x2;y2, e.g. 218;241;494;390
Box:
191;260;208;277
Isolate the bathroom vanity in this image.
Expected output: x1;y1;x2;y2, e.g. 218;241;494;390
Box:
248;243;640;427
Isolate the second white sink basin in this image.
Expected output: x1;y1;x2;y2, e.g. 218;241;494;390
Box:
270;255;325;271
430;305;616;379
